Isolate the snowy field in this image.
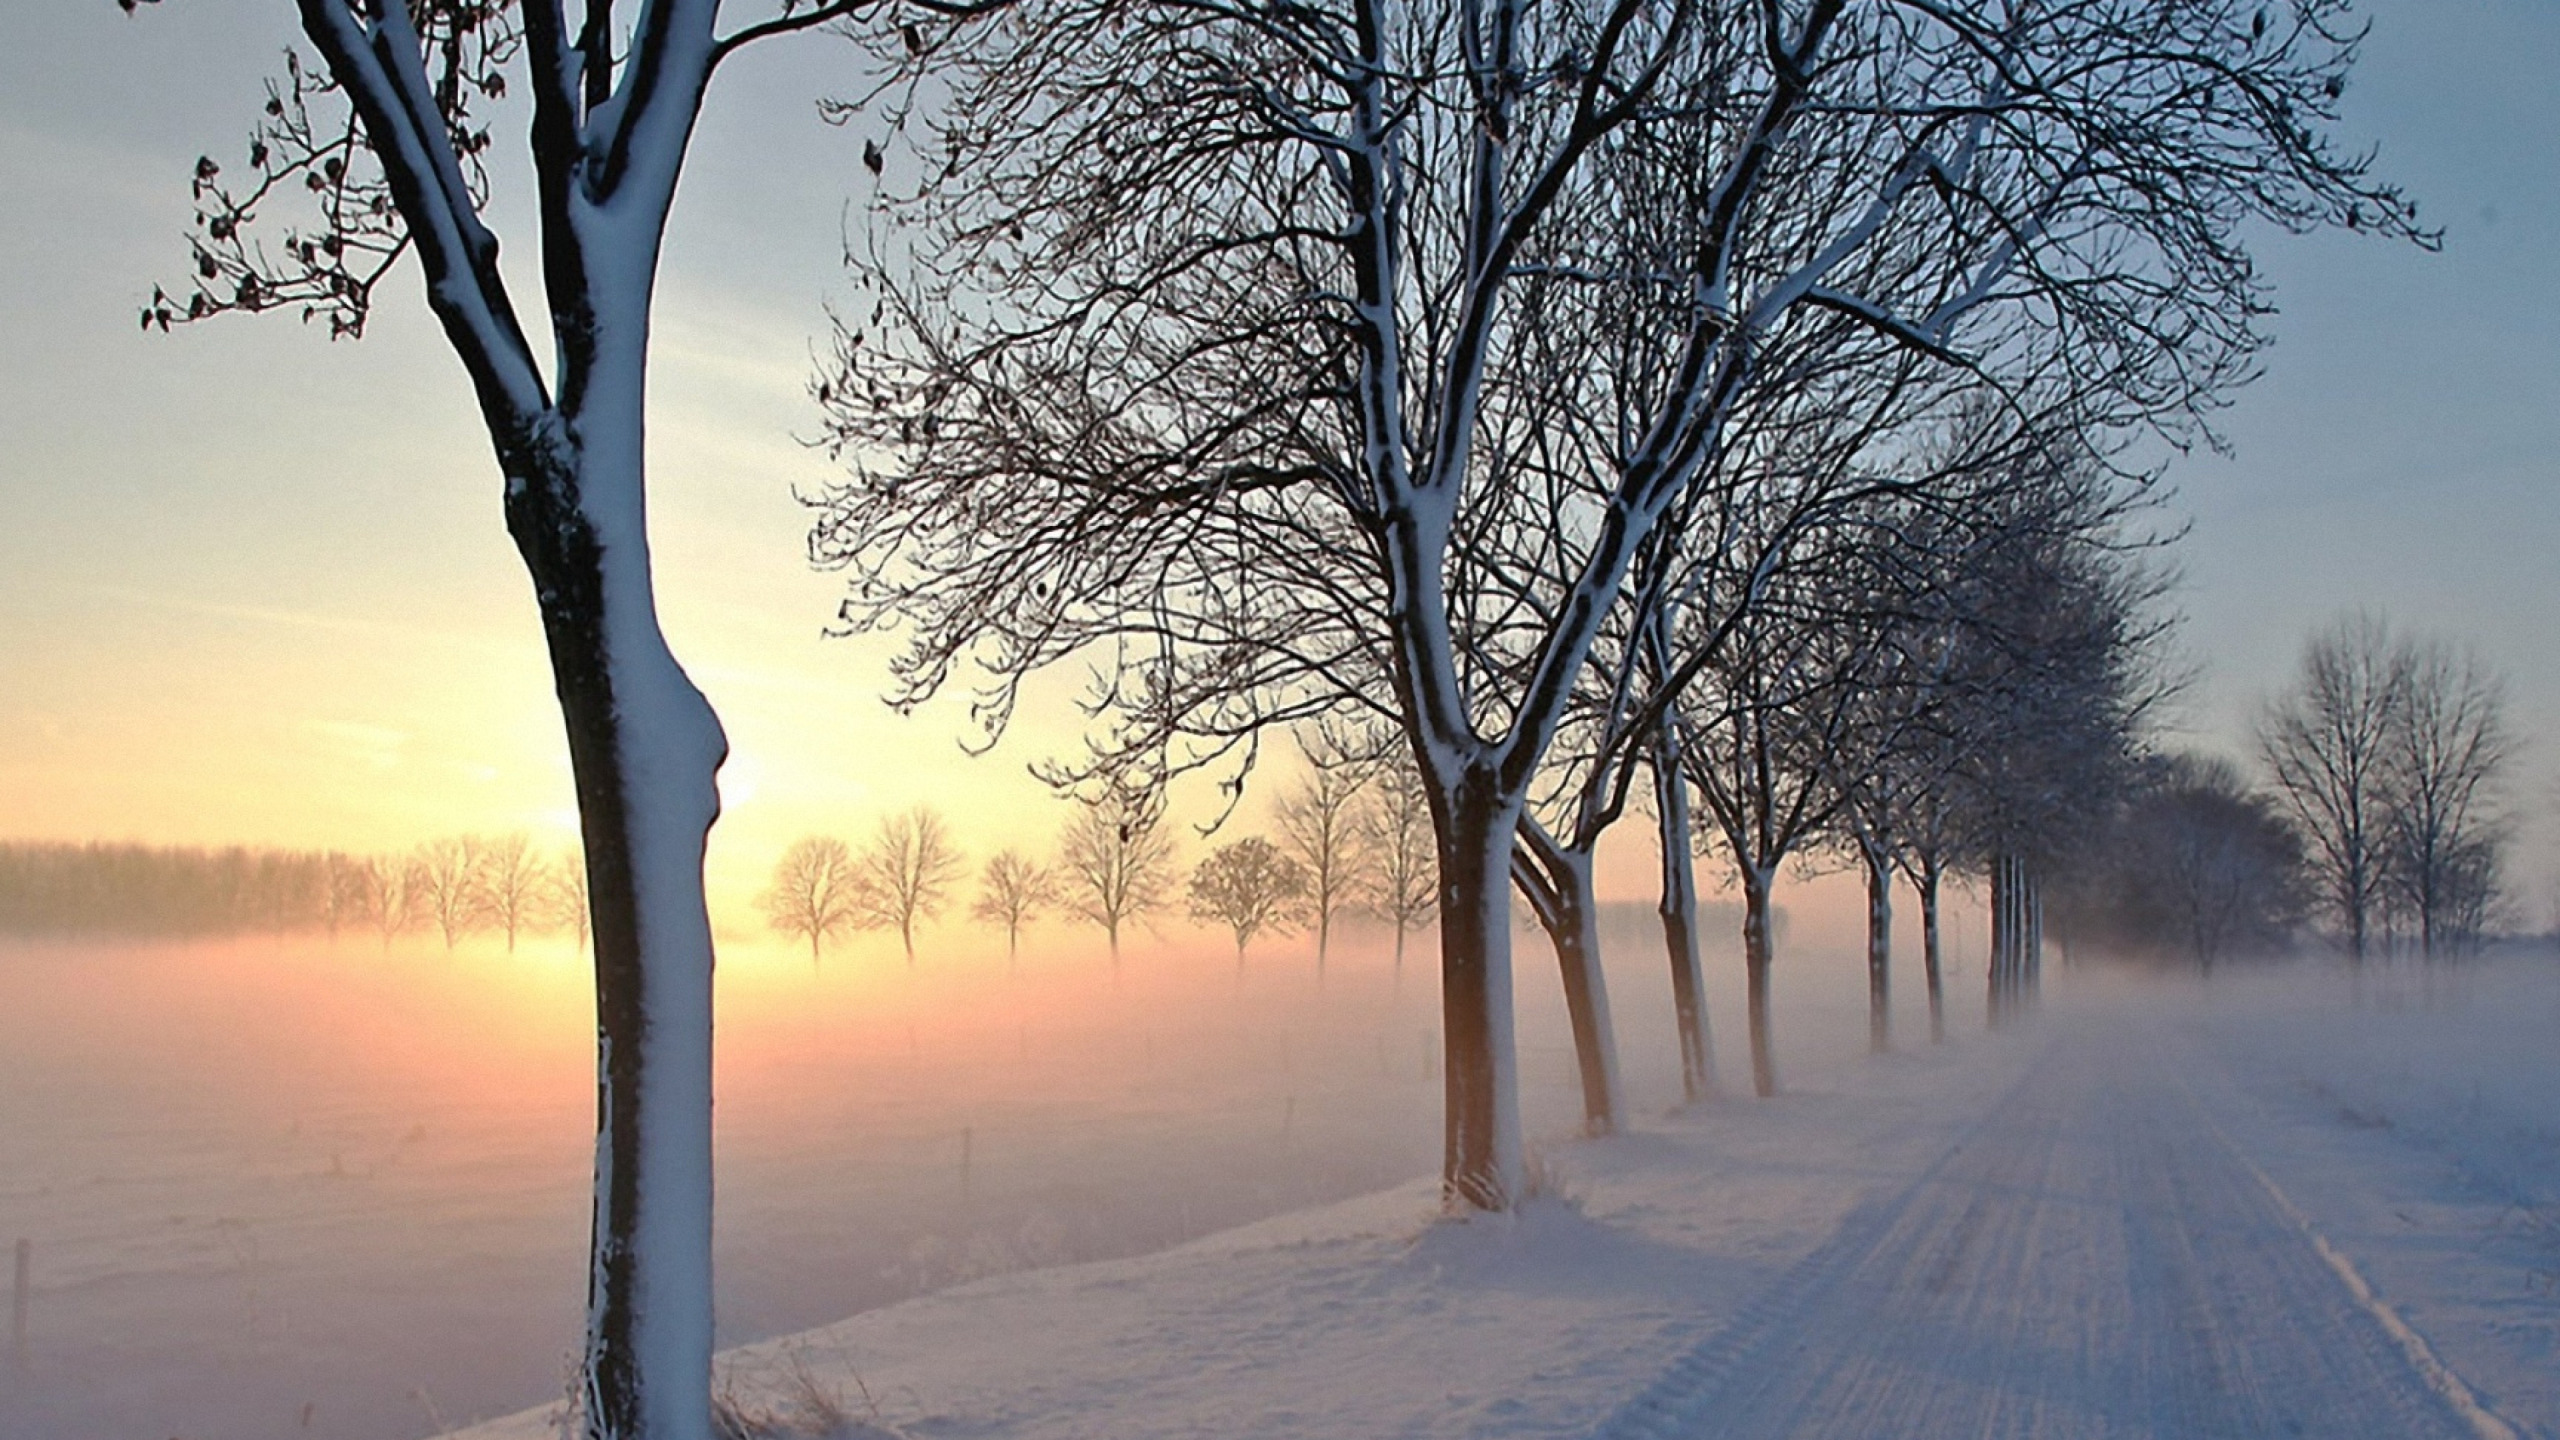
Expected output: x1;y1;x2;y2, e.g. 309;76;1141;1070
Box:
441;947;2555;1440
0;898;1967;1440
6;922;2552;1440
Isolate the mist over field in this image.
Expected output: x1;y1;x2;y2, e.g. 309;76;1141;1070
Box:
0;909;1799;1439
5;913;2552;1440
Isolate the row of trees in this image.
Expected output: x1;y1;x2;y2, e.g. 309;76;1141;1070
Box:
758;754;1441;965
142;0;2423;1429
0;835;592;950
811;0;2412;1208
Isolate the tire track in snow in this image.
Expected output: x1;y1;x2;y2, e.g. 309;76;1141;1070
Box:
1588;1023;2495;1440
2174;1065;2523;1440
1587;1052;2066;1440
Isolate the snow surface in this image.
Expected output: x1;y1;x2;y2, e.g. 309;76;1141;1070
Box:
8;926;2552;1440
441;949;2560;1440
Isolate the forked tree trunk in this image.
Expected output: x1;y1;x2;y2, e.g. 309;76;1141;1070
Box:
1862;840;1892;1054
1652;743;1715;1101
506;422;723;1440
1515;833;1623;1136
1741;863;1778;1097
1435;773;1524;1211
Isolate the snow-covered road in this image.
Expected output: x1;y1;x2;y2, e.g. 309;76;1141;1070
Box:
1598;1022;2501;1439
441;958;2558;1440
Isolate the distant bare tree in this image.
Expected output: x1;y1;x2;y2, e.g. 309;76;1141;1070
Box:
412;836;484;950
1684;589;1878;1098
2260;614;2408;962
2385;640;2509;958
1057;784;1176;959
319;850;369;941
1189;838;1311;962
851;808;965;963
1274;752;1368;970
363;853;415;950
972;848;1059;961
760;837;859;964
1362;763;1438;972
480;831;543;953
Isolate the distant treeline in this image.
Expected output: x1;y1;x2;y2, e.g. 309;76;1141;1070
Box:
0;842;337;936
0;835;583;949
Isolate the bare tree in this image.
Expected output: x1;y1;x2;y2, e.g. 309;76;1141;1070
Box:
1189;837;1312;961
809;0;2418;1208
759;837;859;964
1683;573;1884;1098
2384;640;2509;958
1057;784;1175;959
412;835;485;950
129;0;983;1422
480;831;544;953
318;850;369;941
849;808;964;963
1832;659;1930;1057
972;849;1058;962
2260;614;2407;962
1361;762;1439;972
1274;749;1369;972
1645;706;1718;1100
363;852;415;950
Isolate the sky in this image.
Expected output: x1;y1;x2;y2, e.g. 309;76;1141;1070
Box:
0;0;2555;926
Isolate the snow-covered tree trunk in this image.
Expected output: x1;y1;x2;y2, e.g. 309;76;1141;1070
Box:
1434;770;1524;1210
1862;839;1892;1054
1652;733;1714;1102
512;445;723;1440
501;270;723;1440
1741;863;1779;1098
1514;824;1624;1136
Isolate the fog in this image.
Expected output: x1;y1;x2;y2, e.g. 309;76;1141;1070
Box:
0;895;2025;1440
31;904;2552;1440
